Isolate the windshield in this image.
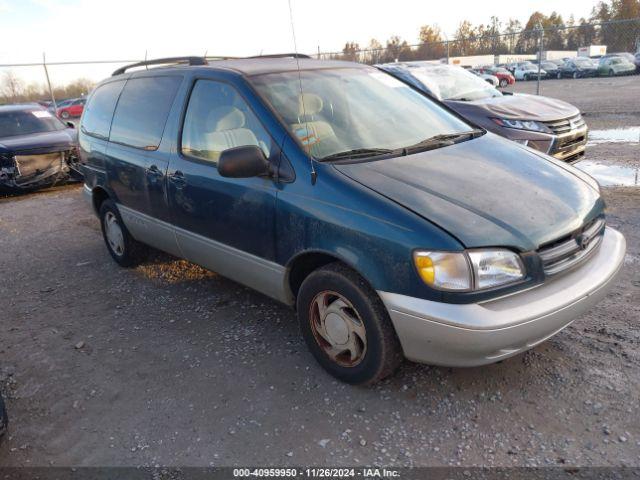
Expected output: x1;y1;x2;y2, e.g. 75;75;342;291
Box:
0;108;67;138
251;67;473;160
404;65;501;102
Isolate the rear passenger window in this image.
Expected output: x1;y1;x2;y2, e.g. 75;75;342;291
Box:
81;80;124;139
181;80;271;164
110;76;182;150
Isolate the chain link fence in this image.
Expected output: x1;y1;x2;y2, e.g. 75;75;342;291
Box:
1;18;639;107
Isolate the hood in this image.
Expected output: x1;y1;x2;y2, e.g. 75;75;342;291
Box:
0;128;77;155
334;134;603;251
446;93;579;123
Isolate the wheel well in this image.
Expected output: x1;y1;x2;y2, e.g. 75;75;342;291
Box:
91;186;110;214
287;252;346;300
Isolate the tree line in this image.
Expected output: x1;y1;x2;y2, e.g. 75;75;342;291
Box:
333;0;640;64
1;71;95;106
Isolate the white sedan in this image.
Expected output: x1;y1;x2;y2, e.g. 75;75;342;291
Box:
470;69;499;87
514;64;547;81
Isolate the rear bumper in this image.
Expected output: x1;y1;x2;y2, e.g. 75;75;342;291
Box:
379;227;626;367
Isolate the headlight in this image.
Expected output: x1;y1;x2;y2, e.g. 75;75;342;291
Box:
492;118;550;133
413;249;525;291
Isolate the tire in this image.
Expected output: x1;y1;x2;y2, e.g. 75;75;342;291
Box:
499;78;508;88
524;74;530;81
557;72;562;79
296;263;403;385
60;110;70;119
0;393;7;442
572;71;579;79
609;69;615;77
99;199;147;267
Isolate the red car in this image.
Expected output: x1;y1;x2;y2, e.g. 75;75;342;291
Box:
56;98;86;119
479;67;515;88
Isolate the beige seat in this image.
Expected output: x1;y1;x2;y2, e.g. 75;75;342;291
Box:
200;106;261;162
290;93;337;152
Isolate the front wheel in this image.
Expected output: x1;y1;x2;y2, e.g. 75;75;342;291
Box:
99;199;147;267
60;110;70;119
297;263;403;385
499;78;508;88
609;69;615;76
557;72;562;79
572;71;579;79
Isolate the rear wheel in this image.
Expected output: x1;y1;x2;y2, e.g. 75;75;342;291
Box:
572;71;579;79
99;200;147;267
297;263;403;385
60;110;70;119
499;78;508;88
609;69;615;76
557;72;562;79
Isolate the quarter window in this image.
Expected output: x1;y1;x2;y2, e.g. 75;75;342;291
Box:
181;80;271;164
110;76;182;150
81;80;125;139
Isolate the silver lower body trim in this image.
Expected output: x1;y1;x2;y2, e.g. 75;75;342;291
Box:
116;203;291;305
379;227;626;367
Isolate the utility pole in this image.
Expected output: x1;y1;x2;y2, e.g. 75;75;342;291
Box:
42;53;57;111
536;23;543;95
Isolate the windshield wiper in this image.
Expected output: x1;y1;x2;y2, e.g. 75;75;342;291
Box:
403;130;483;154
318;147;394;162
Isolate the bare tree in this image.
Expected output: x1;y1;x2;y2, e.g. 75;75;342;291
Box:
1;70;25;103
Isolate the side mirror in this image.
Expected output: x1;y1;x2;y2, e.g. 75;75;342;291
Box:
66;121;75;129
217;145;270;178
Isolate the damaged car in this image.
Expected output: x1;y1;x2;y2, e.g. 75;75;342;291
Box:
0;104;82;192
378;62;588;163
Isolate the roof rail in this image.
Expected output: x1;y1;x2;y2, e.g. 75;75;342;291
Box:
112;56;207;76
247;53;312;59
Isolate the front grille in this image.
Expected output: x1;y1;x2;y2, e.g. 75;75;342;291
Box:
543;114;586;135
538;217;605;276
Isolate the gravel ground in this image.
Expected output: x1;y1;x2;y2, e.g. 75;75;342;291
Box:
0;76;638;468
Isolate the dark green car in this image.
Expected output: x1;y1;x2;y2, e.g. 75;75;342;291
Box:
598;56;636;76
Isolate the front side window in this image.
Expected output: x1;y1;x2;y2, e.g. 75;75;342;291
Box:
181;80;271;164
252;67;474;160
110;76;182;149
0;108;66;138
81;80;125;139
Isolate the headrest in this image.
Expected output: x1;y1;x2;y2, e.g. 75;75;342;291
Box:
298;93;323;117
206;106;246;132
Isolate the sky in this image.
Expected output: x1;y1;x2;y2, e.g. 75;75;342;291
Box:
0;0;602;86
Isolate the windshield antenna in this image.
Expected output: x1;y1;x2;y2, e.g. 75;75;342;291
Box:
287;0;317;184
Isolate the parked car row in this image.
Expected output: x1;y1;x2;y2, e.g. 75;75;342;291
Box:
499;53;638;80
75;55;625;385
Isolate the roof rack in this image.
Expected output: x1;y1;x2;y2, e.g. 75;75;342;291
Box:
247;53;312;59
112;56;207;76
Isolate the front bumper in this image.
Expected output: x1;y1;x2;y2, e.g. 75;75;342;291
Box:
379;227;626;367
511;125;588;164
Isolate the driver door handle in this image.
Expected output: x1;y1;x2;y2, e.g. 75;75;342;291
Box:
168;170;187;188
